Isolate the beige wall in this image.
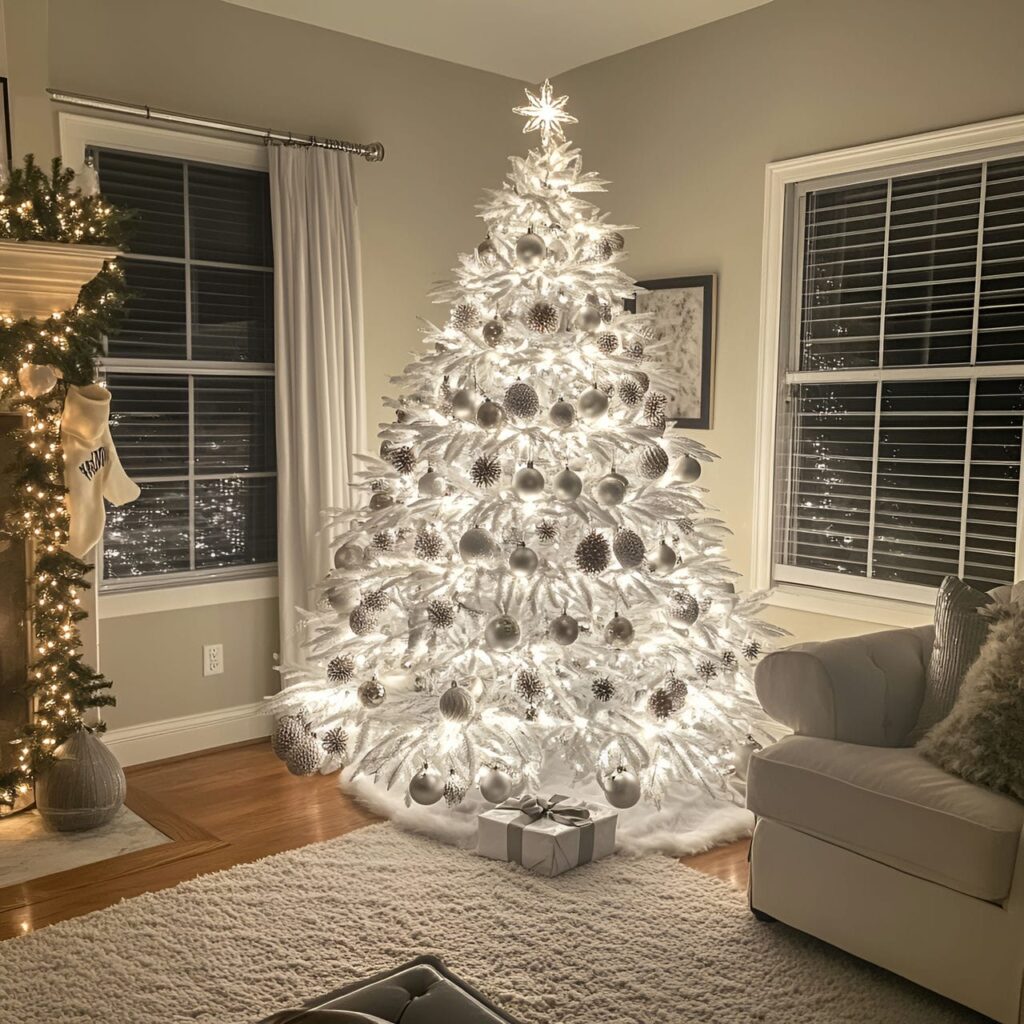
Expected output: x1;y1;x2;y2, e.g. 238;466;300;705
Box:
562;0;1024;643
5;0;521;729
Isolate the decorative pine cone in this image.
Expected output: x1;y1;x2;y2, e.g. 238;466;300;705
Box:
285;734;323;776
443;773;467;807
271;716;306;761
524;301;560;334
414;528;445;560
613;529;645;569
575;531;611;575
647;687;675;721
450;302;482;330
369;478;389;492
631;372;650;394
439;377;454;416
671;589;700;625
617;377;643;406
638;444;669;480
326;654;355;683
470;453;502;488
721;650;739;670
348;603;378;636
596;332;619;354
624;340;645;362
386;446;416;475
371;530;394;552
504;380;540;420
598;302;614;323
584;237;615;261
321;727;348;758
536;520;558;545
515;669;543;702
667;673;689;707
677;516;695;536
591;677;615;702
743;639;762;662
696;659;718;681
427;599;455;629
362;589;389;613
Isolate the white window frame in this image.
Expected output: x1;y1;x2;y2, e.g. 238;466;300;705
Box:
59;113;278;615
753;112;1024;626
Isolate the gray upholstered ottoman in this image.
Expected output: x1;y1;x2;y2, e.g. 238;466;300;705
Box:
259;956;521;1023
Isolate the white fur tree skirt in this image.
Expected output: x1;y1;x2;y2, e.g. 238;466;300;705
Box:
341;762;755;857
0;824;982;1024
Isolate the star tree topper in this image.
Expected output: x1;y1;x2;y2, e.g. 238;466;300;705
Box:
513;79;578;147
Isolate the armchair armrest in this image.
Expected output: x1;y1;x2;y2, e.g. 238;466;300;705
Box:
754;625;934;746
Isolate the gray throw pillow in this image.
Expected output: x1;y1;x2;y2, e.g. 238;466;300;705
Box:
918;599;1024;801
910;576;991;740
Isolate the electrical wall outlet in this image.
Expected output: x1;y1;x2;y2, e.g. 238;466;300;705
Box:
203;643;224;677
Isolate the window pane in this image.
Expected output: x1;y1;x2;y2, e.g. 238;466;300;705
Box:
191;265;274;362
193;376;276;474
103;480;191;579
978;156;1024;364
964;378;1024;589
883;166;981;367
95;150;184;258
777;381;877;576
106;258;187;359
800;180;887;371
106;373;189;478
195;476;276;569
188;162;273;266
870;380;969;587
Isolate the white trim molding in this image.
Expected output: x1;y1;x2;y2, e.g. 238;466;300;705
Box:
752;110;1024;623
99;574;278;619
102;700;272;767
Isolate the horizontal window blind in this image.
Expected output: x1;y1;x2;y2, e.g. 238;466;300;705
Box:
94;147;276;585
775;152;1024;600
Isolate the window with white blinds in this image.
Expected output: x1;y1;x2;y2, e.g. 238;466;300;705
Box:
773;152;1024;602
94;147;277;586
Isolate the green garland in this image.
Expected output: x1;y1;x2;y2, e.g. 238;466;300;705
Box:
0;155;129;806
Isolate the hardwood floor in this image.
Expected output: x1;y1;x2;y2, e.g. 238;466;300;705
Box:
0;739;749;940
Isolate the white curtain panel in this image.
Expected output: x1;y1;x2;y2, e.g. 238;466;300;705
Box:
269;146;366;665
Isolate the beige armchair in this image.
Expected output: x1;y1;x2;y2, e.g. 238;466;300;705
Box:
747;621;1024;1024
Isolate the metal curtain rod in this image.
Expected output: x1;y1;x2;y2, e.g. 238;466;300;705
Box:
47;88;385;162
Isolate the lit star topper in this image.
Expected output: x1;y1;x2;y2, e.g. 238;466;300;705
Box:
514;80;578;146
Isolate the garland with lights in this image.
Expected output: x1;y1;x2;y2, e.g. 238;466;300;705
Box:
0;155;128;807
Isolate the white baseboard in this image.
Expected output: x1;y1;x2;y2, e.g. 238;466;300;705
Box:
103;701;272;767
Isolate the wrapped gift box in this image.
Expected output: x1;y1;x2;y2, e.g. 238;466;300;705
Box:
477;794;617;877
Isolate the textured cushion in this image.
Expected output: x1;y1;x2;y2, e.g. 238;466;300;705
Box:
747;736;1024;901
919;600;1024;802
910;576;991;739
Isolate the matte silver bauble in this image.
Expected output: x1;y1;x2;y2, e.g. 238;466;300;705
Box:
578;306;602;331
459;526;495;563
595;472;628;507
549;611;580;646
508;543;539;577
513;463;545;501
368;492;394;511
485;614;521;651
476;398;505;429
603;612;635;648
334;543;364;570
478;765;513;804
515;230;547;266
409;764;444;805
417;468;446;497
578;387;610;423
548;398;576;429
602;766;641;808
655;541;677;573
676;455;703;484
451;389;478;422
439;682;475;722
553;466;583;501
476;237;498;265
357;677;386;707
328;581;360;615
482;319;504;346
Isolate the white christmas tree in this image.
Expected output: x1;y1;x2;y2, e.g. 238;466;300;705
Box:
268;82;781;810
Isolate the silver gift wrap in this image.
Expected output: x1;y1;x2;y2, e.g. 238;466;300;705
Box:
476;794;617;877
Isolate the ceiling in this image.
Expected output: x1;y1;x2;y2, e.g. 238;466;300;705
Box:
219;0;774;81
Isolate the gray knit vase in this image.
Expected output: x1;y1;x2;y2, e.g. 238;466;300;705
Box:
35;729;126;831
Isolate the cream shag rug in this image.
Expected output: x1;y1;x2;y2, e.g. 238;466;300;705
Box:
0;824;983;1024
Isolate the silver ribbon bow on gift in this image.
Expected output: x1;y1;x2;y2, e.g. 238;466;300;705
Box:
497;793;592;828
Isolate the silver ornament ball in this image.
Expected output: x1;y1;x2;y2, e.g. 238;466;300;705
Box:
482;319;504;346
476;237;498;265
513;463;545;501
595;472;628;507
676;455;703;484
438;682;475;723
357;678;386;708
485;614;521;652
417;468;446;497
548;399;576;429
578;387;610;423
604;612;635;648
478;765;513;804
451;389;478;422
409;764;444;805
549;611;580;646
515;231;547;267
459;526;495;563
553;466;583;501
655;541;677;573
602;766;641;808
368;492;394;511
333;543;365;570
476;398;506;429
508;543;539;577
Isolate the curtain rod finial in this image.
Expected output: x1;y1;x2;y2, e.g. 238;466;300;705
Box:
364;142;385;163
